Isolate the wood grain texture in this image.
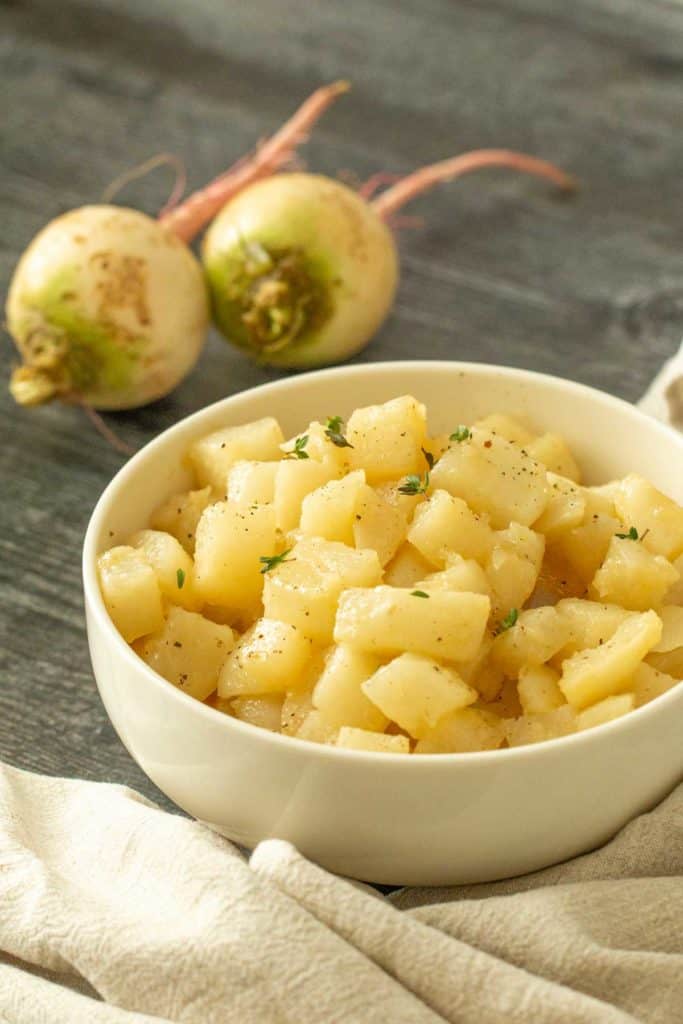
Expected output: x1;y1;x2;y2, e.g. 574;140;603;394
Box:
1;0;683;809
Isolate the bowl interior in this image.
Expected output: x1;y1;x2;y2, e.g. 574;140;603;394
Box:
86;361;683;556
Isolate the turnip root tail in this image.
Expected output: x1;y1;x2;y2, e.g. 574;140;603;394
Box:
102;153;187;214
371;149;576;219
80;402;136;456
10;362;135;454
160;80;350;243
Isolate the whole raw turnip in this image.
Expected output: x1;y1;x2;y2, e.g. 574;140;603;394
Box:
202;173;399;367
7;206;208;410
202;151;575;368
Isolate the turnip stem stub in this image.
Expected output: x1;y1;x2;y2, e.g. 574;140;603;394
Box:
9;366;60;406
371;149;577;219
160;80;350;243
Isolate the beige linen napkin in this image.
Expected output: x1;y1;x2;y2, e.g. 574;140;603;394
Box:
0;762;681;1024
2;360;682;1024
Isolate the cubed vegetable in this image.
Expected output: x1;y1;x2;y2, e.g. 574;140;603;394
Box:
150;486;212;555
230;695;283;731
559;610;662;709
517;664;565;714
505;705;576;746
383;543;434;587
189;417;284;492
281;420;352;476
430;427;549;528
312;646;387;731
273;458;337;532
361;653;477;738
415;554;491;598
486;523;545;616
336;727;410;753
650;605;683;652
98;545;164;642
296;710;339;744
533;473;586;540
613;474;683;560
346;395;428;483
576;694;635;731
630;663;680;707
334;586;490;662
263;538;382;643
525;433;581;482
217;618;313;697
472;413;535;445
227;460;279;505
553;598;631;662
299;470;367;546
352;486;407;566
137;606;234;700
414;708;505;753
491;606;568;677
129;529;200;611
194;501;278;609
590;536;679;611
407;489;494;566
281;690;314;735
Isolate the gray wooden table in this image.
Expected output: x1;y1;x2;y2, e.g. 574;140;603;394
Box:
2;0;683;810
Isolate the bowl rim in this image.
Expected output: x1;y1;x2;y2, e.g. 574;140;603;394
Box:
83;359;683;766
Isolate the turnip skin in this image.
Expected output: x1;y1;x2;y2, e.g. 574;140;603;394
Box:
202;174;399;368
7;206;209;410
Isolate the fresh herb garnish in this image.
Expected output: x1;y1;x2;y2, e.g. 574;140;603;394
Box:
421;447;435;470
324;415;353;449
288;434;310;460
398;471;430;495
449;425;471;443
411;590;430;598
615;526;639;541
495;608;518;634
176;568;186;590
259;548;293;574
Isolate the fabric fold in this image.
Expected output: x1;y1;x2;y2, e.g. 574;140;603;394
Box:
251;839;640;1024
0;764;441;1024
1;763;680;1023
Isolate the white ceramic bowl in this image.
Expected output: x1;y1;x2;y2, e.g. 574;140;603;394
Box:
83;361;683;886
